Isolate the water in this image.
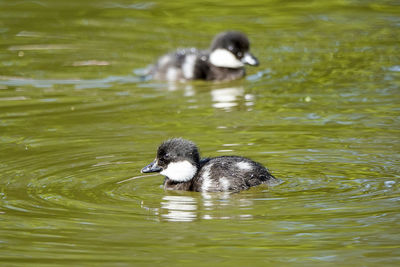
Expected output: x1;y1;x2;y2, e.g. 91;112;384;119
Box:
1;0;400;265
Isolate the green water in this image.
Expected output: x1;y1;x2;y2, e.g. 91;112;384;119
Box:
1;0;400;266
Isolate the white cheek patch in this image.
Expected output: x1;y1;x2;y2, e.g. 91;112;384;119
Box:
209;48;244;68
160;161;197;182
236;161;253;171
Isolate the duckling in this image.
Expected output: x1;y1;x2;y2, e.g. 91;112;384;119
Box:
149;31;259;82
141;138;281;192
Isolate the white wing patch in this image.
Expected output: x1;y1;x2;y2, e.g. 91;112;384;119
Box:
158;55;170;67
219;177;230;191
166;67;179;81
182;54;197;79
236;161;252;171
209;48;244;68
200;164;212;192
160;161;197;182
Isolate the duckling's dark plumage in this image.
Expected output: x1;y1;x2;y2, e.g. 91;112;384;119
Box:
149;31;259;82
141;138;281;192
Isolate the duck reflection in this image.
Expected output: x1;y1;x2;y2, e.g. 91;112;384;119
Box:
160;195;197;222
211;87;254;110
161;84;256;111
166;83;195;97
154;192;254;222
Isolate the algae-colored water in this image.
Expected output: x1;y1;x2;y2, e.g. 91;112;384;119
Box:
1;0;399;266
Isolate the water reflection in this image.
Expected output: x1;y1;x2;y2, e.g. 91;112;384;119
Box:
160;195;197;222
1;75;254;112
211;87;243;109
164;83;195;97
0;75;141;89
211;86;254;110
155;193;254;222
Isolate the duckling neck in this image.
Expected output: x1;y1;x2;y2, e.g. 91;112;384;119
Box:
163;177;194;191
207;65;245;81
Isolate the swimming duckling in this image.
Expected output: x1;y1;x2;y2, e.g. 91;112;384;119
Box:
141;138;281;192
149;31;259;82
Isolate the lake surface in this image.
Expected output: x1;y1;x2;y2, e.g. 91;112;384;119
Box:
1;0;399;266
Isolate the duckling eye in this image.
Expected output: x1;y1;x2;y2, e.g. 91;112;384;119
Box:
163;153;170;159
237;51;243;57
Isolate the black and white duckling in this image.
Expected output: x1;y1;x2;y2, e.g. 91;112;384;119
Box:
141;138;281;192
149;31;259;82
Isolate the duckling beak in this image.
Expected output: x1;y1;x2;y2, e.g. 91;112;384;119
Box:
141;160;162;173
241;52;259;66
